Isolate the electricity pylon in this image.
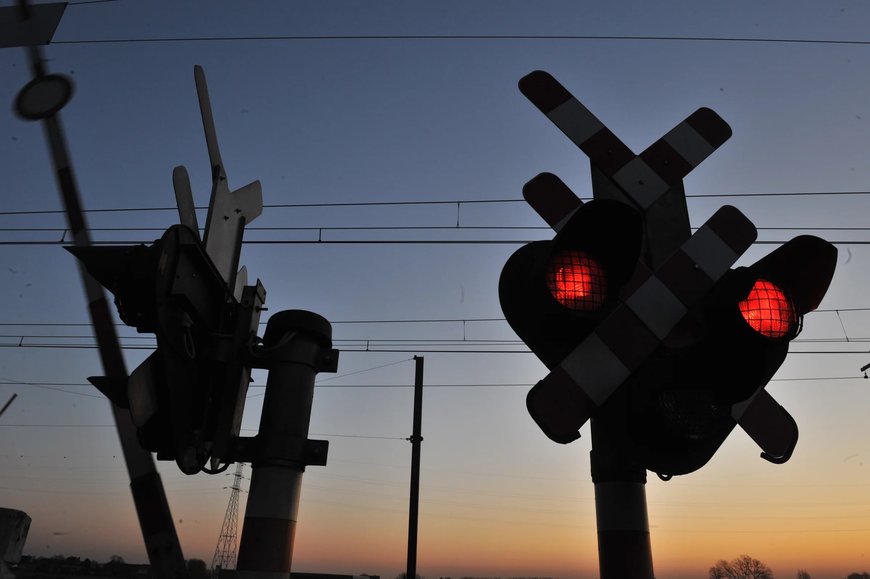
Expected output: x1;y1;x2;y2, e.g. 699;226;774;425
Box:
211;462;245;576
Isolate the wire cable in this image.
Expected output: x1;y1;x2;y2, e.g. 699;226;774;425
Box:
2;191;869;218
1;310;868;328
1;238;868;246
47;34;870;47
0;342;865;355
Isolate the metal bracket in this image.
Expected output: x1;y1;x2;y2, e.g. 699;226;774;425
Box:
225;435;329;466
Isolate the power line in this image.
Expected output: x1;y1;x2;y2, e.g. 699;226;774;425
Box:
4;383;102;399
2;192;869;217
0;342;865;355
46;33;870;47
0;226;544;233
316;357;414;384
1;225;869;237
330;317;506;325
310;433;406;440
68;0;123;5
2;238;869;247
3;335;869;346
0;424;115;428
2;309;868;329
0;199;518;217
0;423;406;441
1;376;862;392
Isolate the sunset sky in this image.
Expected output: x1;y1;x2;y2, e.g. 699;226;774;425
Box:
3;2;870;578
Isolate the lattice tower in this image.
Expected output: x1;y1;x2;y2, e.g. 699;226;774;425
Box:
211;462;245;575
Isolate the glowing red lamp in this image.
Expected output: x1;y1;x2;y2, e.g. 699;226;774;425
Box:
738;278;797;339
546;250;607;311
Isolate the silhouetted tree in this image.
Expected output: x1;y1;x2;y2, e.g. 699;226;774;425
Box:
797;571;811;579
104;555;129;578
709;554;773;579
187;558;209;579
846;573;870;579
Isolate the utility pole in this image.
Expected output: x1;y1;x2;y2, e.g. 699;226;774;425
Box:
406;356;424;579
10;3;186;576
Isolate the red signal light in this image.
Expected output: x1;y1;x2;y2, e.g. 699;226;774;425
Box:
546;250;607;311
738;279;797;338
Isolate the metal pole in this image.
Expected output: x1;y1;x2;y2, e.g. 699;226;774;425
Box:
406;356;424;579
236;310;335;578
589;391;654;579
14;10;186;575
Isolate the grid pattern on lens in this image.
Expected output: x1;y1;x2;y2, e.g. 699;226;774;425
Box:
738;278;797;339
546;250;608;311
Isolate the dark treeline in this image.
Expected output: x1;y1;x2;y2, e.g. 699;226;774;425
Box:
13;555;209;579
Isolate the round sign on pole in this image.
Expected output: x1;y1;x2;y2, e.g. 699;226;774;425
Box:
14;74;73;120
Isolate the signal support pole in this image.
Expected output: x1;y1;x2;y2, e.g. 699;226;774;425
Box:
11;4;187;576
236;310;336;579
590;392;654;579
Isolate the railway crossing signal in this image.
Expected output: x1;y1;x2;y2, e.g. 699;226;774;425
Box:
499;175;643;372
61;64;338;576
66;66;267;475
628;234;836;475
68;225;261;474
67;67;335;478
503;70;837;475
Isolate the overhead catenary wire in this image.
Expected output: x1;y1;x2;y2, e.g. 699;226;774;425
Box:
2;195;867;246
67;0;122;4
3;313;870;353
2;335;869;346
2;376;861;394
2;238;869;246
1;224;869;235
2;191;870;217
45;33;870;47
2;309;870;327
0;198;517;217
0;342;866;355
0;424;404;440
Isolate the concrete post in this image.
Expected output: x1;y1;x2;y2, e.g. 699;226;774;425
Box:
236;311;336;578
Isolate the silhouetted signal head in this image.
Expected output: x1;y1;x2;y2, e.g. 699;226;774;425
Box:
68;224;246;475
629;235;837;476
66;243;162;332
500;198;643;370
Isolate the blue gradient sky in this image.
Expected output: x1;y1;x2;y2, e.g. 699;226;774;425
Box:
3;2;870;578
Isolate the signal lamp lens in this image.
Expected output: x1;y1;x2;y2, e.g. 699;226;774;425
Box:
546;250;607;311
738;279;797;338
